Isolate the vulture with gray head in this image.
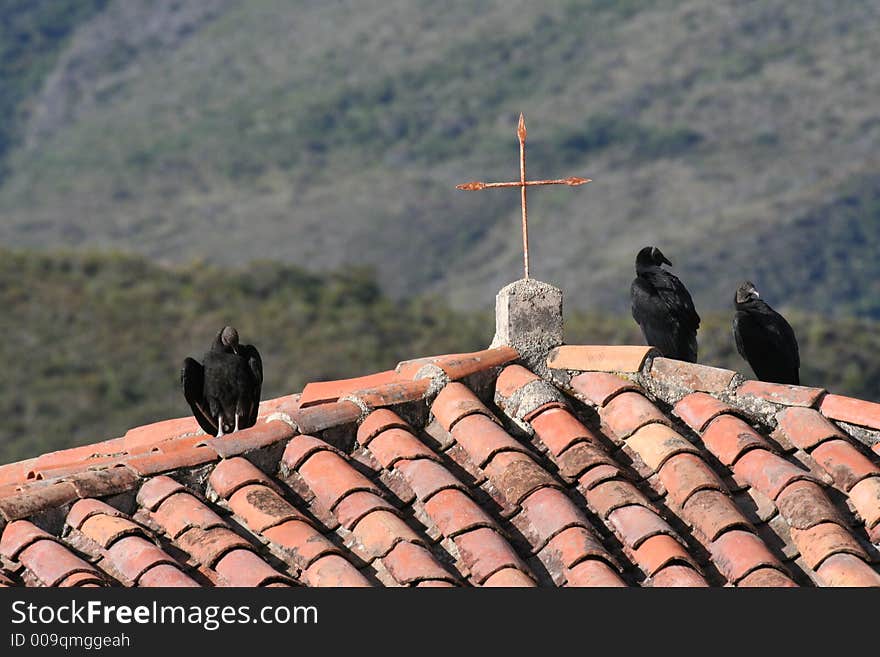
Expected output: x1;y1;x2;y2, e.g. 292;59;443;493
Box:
733;281;800;385
181;326;263;437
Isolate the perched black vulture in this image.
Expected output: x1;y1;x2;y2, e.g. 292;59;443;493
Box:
181;326;263;437
630;246;700;362
733;281;800;385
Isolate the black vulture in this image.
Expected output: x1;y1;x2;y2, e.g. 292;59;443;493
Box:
630;246;700;362
181;326;263;437
733;281;800;385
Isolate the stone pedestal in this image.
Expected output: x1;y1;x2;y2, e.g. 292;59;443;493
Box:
490;278;563;375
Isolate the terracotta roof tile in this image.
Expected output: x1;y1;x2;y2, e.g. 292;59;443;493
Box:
80;514;145;548
626;423;701;471
368;428;438;468
214;549;293;587
632;534;700;576
737;567;799;587
483;567;539;587
651;564;710;587
56;571;107;587
495;364;541;399
302;554;372;587
709;530;788;584
775;480;844;530
564;559;628;587
0;459;37;488
18;536;104;587
539;526;613;574
556;442;615;480
175;526;256;568
529;407;598;456
227;485;304;532
814;553;880;587
344;379;432;410
137;563;200;587
5;342;880;587
356;409;412;445
122;417;200;453
454;527;531;584
600;392;670;439
281;434;341;471
153;492;228;539
300;371;401;407
608;504;676;549
659;454;726;507
649;358;737;393
424;488;497;537
737;381;826;407
291;400;362;434
25;438;124;476
298;449;384;511
674;392;738;432
0;480;79;522
1;520;60;559
810;439;880;492
431;382;496;432
395;353;464;379
205;420;295;459
547;345;656;373
124;446;218;477
819;394;880;431
136;476;187;511
451;413;530;468
208;457;276;499
349;510;422;561
848;476;880;529
334;491;396;529
568;372;640;407
427;347;519;380
732;449;815;501
774;407;846;451
67;498;124;530
578;464;625;491
382;541;457;586
104;535;189;585
702;415;771;467
790;522;867;570
261;520;342;568
395;458;467;503
483;451;559;506
520;487;595;550
681;490;751;542
584;479;652;519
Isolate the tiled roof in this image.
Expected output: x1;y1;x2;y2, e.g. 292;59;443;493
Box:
1;344;879;587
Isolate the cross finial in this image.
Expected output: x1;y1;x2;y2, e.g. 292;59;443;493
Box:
457;113;591;280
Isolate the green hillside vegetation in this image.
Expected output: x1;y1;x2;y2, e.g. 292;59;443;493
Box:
2;249;879;464
0;1;879;317
0;0;108;177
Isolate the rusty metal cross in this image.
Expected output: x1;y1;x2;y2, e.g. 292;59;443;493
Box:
457;113;591;280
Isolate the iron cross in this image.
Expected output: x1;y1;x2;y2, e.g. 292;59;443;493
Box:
457;113;591;280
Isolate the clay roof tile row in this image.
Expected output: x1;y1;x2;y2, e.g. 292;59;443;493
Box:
0;344;877;586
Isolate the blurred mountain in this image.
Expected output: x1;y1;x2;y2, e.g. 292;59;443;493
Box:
1;0;880;316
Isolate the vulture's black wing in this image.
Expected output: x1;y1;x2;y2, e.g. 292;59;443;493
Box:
652;270;700;362
631;278;681;359
733;307;800;384
239;343;263;427
632;274;700;362
181;357;218;435
733;311;749;362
